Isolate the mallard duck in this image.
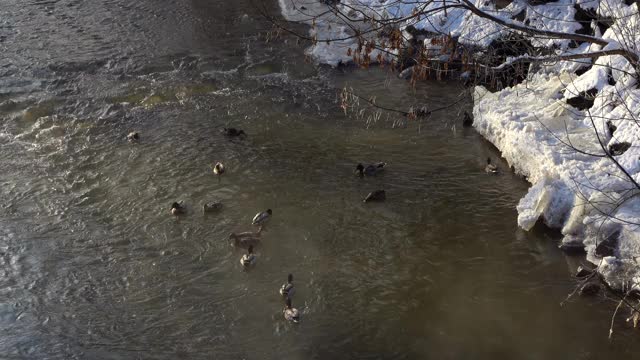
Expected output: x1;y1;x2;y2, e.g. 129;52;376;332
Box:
355;162;386;177
283;298;300;323
229;228;262;248
223;128;246;137
203;201;223;213
280;273;295;299
240;245;256;267
213;162;225;177
363;189;386;202
127;131;139;141
485;157;498;174
170;201;185;216
252;209;272;226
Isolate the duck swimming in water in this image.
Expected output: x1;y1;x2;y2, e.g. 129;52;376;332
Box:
229;227;262;248
127;132;139;142
363;189;386;202
280;273;295;299
252;209;272;226
485;157;498;174
355;162;386;177
283;298;300;323
240;245;256;267
213;162;225;177
223;128;246;137
170;201;185;216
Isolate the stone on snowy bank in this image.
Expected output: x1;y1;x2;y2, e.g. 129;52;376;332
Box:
608;142;631;156
566;88;597;110
595;231;620;258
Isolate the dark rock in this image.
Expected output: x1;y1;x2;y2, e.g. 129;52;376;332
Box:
463;112;473;127
606;121;617;136
404;25;437;40
486;33;533;88
575;65;592;76
579;281;601;296
495;0;512;9
574;4;611;36
607;69;616;85
609;142;631;156
595;230;620;257
512;9;526;22
575;265;593;278
566;88;598;110
529;0;556;5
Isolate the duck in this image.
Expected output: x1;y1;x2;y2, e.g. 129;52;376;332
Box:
283;298;300;323
252;209;272;226
223;128;246;137
127;131;139;142
363;189;386;202
485;157;498;174
170;201;185;216
355;162;386;177
240;245;256;267
229;228;262;248
203;201;223;213
212;162;225;177
279;273;295;299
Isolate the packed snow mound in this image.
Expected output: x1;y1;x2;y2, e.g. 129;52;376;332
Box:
473;69;640;290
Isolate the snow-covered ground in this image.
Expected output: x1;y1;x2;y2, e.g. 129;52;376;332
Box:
280;0;640;290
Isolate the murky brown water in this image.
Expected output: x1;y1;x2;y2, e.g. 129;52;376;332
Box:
1;0;640;359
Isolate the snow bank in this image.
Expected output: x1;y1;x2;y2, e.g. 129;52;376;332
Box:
279;0;588;66
473;69;640;290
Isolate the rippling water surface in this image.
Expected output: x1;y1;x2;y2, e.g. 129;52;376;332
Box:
2;0;640;359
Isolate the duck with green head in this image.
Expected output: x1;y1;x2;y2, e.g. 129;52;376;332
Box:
170;201;185;216
280;273;295;299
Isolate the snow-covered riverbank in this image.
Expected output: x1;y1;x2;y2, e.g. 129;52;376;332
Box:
280;0;640;290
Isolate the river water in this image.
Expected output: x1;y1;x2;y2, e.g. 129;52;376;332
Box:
1;0;639;359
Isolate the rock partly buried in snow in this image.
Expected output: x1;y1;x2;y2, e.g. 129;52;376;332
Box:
606;121;617;136
566;88;598;110
608;142;631;156
595;231;620;258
